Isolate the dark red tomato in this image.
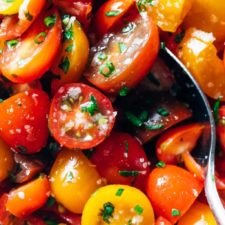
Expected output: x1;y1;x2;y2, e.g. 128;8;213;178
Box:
0;8;62;83
53;0;92;30
0;89;50;154
85;12;159;94
217;106;225;153
146;165;203;224
91;132;150;190
93;0;134;38
49;83;116;149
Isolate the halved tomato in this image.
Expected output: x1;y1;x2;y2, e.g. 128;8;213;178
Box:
0;8;62;83
49;83;116;149
85;11;159;94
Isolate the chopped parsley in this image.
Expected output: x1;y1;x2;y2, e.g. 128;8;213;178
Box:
105;10;121;17
119;86;129;96
115;188;124;196
156;161;166;168
64;28;74;40
98;52;108;61
81;95;98;116
160;41;166;50
134;205;143;215
145;123;164;130
44;14;56;27
213;96;222;124
119;170;140;177
45;196;56;207
99;61;115;77
125;111;143;127
58;56;70;74
139;110;149;122
118;42;127;53
157;108;170;116
171;208;181;217
122;22;135;33
100;202;115;224
65;44;73;53
7;39;19;48
34;32;47;44
136;0;154;12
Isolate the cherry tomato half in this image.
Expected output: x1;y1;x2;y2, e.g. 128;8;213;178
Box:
49;83;116;149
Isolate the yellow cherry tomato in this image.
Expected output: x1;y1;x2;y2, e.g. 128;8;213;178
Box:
178;201;217;225
51;19;89;95
146;0;192;32
0;0;24;15
0;138;14;182
183;0;225;50
177;28;225;101
82;185;155;225
49;148;103;214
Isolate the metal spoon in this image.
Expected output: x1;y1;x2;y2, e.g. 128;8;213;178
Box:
160;48;225;224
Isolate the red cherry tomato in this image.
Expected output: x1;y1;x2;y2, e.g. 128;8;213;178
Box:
146;165;203;224
0;89;50;154
217;106;225;153
91;132;150;191
49;83;116;149
85;12;159;94
156;123;204;164
0;8;62;83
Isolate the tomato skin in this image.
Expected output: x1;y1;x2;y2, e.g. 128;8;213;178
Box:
177;201;217;225
0;8;62;83
217;106;225;152
91;132;150;191
146;165;203;224
85;12;159;94
0;0;46;40
0;89;50;154
6;175;50;218
155;216;172;225
49;148;103;214
156;124;204;164
49;83;116;149
93;0;134;38
82;184;155;225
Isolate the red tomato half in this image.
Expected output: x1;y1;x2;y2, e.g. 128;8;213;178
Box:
91;132;150;190
49;83;116;149
0;8;62;83
0;89;50;154
85;12;159;94
146;165;203;224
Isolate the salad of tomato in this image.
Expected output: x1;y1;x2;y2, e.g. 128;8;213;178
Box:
0;0;224;224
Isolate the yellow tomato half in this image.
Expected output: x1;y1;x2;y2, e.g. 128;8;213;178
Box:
82;185;155;225
49;148;103;214
0;0;24;15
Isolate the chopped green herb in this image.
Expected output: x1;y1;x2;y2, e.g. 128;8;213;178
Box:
65;44;73;53
118;42;127;53
174;30;185;44
46;196;56;207
7;39;19;48
34;32;47;44
119;86;129;96
134;205;143;215
145;123;164;130
124;141;129;154
157;108;170;116
139;110;149;122
156;161;166;168
24;11;33;21
115;188;124;196
105;10;121;17
119;170;140;177
213;96;222;124
44;14;56;27
59;56;70;74
136;0;154;12
125;111;143;127
62;14;70;26
171;208;181;217
160;41;166;50
64;28;74;40
98;52;108;61
122;22;135;33
100;202;115;224
99;61;115;77
81;95;98;116
147;72;160;86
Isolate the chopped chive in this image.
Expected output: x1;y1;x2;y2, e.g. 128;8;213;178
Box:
118;42;127;53
125;111;143;127
139;110;149;122
147;72;160;86
81;95;98;116
171;208;181;217
134;205;143;215
213;96;222;124
98;52;107;61
7;39;19;48
119;170;140;177
100;202;115;224
99;61;115;77
174;30;185;44
65;44;73;53
58;56;70;74
157;108;170;116
122;22;135;33
156;161;166;168
105;10;121;17
34;32;47;44
44;14;56;27
145;123;164;130
24;11;33;21
119;86;129;96
115;188;124;196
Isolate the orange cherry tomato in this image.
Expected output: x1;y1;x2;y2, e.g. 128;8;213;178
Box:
85;12;159;94
178;201;217;225
93;0;134;38
51;19;89;95
146;165;203;224
6;175;50;218
156;123;204;164
0;8;62;83
155;216;172;225
49;83;116;149
0;0;46;40
0;89;50;154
